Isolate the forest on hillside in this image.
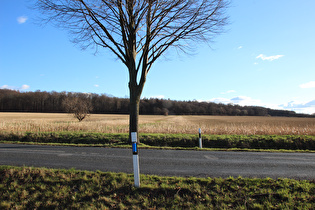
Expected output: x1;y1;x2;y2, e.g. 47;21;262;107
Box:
0;89;313;117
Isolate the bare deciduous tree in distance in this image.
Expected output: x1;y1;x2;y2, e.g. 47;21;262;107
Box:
35;0;229;140
62;96;93;122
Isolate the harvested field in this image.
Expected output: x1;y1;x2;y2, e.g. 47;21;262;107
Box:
0;112;315;135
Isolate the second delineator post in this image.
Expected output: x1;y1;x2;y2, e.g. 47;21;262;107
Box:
199;128;202;148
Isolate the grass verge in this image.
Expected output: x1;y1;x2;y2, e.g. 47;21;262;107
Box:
0;166;314;209
1;132;315;152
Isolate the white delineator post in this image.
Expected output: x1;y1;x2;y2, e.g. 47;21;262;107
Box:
131;132;140;188
199;128;202;148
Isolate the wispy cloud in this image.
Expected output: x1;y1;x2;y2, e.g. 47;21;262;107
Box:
237;46;243;49
280;100;315;114
1;84;30;91
17;16;28;24
220;90;236;94
206;97;231;104
94;84;99;87
21;85;30;90
204;96;264;107
230;96;262;106
0;85;10;89
201;95;315;114
299;81;315;89
256;54;284;61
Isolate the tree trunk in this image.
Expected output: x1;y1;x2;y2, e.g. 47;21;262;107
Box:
129;82;143;143
129;90;140;140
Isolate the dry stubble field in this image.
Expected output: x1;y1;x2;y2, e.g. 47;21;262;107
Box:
1;112;315;135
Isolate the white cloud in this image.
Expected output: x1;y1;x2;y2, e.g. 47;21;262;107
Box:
0;84;30;91
17;16;28;24
280;100;315;114
206;95;269;107
237;46;243;49
21;84;30;90
231;96;263;106
204;96;264;107
220;90;236;94
94;84;99;87
201;95;315;115
207;97;231;104
299;81;315;89
256;54;284;61
0;85;9;89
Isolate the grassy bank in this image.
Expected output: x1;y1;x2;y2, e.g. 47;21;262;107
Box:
1;131;315;151
0;166;314;209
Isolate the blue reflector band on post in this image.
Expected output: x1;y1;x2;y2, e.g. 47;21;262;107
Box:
132;143;138;154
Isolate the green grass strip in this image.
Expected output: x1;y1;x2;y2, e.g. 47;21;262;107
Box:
0;166;314;209
1;132;315;151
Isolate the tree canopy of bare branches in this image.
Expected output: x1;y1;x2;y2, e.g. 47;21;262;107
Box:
62;93;93;121
35;0;229;138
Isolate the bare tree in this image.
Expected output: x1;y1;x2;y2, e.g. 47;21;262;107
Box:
62;94;93;122
35;0;229;139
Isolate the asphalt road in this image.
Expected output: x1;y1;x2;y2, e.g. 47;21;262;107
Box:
0;143;314;180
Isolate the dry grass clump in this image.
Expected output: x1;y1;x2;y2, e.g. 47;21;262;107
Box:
1;113;315;135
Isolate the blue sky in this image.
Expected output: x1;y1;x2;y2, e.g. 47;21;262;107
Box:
1;0;315;114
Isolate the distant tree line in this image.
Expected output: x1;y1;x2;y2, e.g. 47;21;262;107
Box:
0;89;313;117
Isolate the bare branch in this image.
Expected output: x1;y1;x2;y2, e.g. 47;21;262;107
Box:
34;0;229;137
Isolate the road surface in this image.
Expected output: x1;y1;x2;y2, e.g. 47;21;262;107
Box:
0;143;314;179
